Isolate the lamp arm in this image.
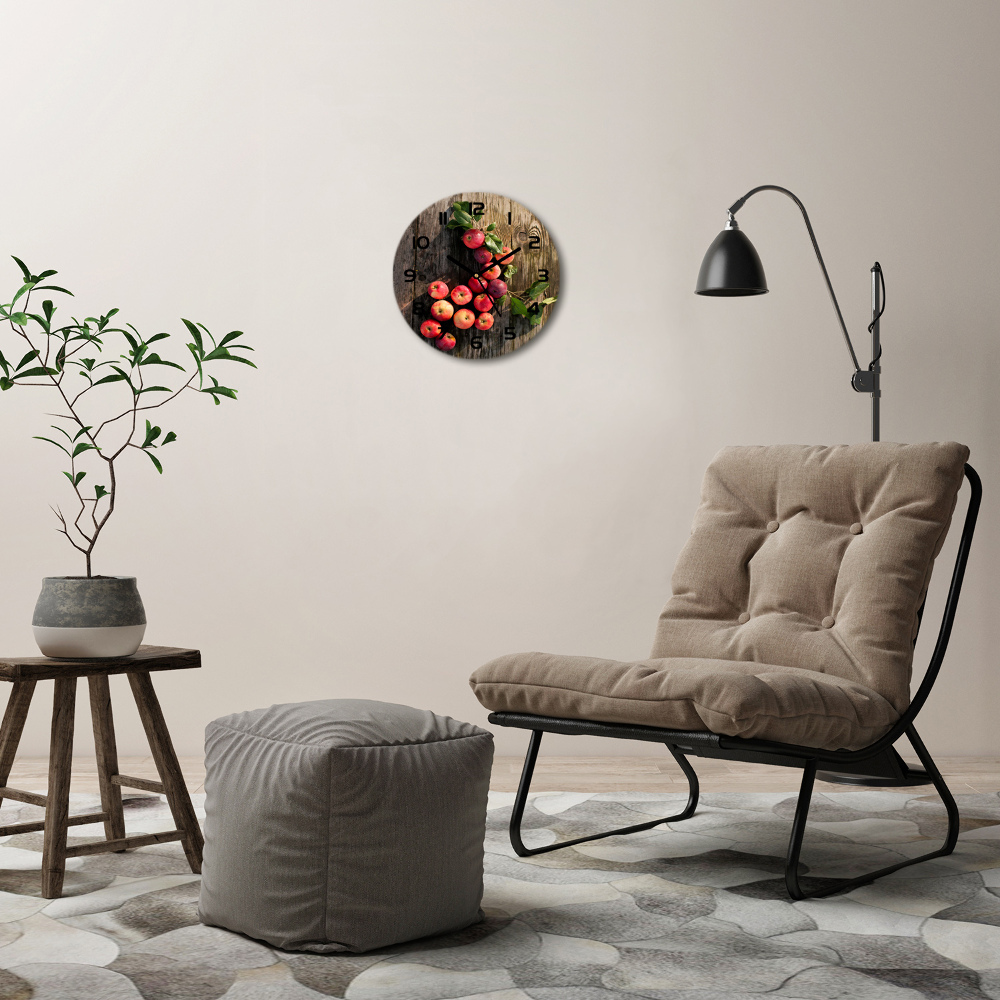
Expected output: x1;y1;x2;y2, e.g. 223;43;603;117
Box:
730;185;863;374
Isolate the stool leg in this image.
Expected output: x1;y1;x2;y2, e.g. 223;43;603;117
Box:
88;674;127;846
42;676;75;898
0;681;36;807
127;670;203;873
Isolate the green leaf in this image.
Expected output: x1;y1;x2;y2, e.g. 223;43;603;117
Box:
42;300;54;321
10;257;31;282
35;270;57;280
0;351;9;376
34;436;71;455
528;312;544;326
11;282;35;306
162;430;177;445
9;312;28;325
139;353;185;370
0;378;12;391
142;420;161;448
72;425;93;440
203;346;257;367
72;442;96;457
122;330;140;354
16;366;58;378
33;285;73;295
182;318;204;352
485;223;496;232
218;330;246;348
93;485;109;500
540;296;557;305
509;297;529;318
15;350;40;371
146;332;170;344
201;384;237;401
63;470;86;487
110;365;136;387
524;279;549;299
144;450;163;474
138;385;171;394
483;235;503;254
92;372;126;386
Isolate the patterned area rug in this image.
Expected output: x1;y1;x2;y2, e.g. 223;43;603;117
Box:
0;790;999;998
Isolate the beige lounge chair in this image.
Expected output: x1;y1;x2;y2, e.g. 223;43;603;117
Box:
470;443;980;899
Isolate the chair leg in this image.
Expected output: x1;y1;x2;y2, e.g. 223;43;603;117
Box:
41;677;76;898
127;670;203;873
784;725;960;900
509;729;700;857
88;674;127;846
0;681;36;808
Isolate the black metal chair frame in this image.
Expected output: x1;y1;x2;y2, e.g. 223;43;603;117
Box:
490;464;981;900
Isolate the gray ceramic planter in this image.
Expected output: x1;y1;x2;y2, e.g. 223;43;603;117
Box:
32;576;146;658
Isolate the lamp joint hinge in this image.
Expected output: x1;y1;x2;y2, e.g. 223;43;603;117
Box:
851;370;875;393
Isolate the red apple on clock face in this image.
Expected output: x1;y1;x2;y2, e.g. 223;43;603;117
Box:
430;299;454;321
453;308;475;330
394;192;560;359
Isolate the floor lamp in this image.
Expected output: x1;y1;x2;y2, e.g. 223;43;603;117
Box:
695;185;885;442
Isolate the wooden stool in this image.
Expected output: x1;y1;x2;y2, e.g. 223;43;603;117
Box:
0;644;203;897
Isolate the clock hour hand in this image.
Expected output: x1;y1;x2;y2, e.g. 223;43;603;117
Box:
446;254;478;277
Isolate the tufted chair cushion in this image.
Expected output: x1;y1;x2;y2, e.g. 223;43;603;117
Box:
469;443;969;750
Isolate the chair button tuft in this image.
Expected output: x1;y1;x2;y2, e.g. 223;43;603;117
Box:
850;522;863;535
766;520;779;533
737;612;751;624
821;616;836;628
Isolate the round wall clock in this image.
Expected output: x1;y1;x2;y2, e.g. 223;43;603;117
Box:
392;192;559;359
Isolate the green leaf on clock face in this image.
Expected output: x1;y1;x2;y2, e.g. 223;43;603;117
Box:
483;234;503;253
450;206;476;229
509;297;528;318
528;311;544;326
541;296;557;305
486;223;496;232
524;279;549;299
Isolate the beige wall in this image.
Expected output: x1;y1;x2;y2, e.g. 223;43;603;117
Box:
0;1;996;760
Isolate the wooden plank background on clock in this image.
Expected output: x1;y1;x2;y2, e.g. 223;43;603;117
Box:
392;192;560;360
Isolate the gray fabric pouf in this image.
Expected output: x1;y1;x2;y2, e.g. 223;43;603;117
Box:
198;699;494;953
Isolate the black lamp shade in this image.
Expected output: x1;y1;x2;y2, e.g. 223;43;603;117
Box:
695;227;768;296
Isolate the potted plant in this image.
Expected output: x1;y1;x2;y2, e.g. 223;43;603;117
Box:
0;257;254;657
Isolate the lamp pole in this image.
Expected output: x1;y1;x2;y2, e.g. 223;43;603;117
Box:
870;263;881;442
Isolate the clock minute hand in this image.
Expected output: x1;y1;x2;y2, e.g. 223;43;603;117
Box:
493;247;522;267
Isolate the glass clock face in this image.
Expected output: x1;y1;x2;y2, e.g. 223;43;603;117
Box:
393;192;560;359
